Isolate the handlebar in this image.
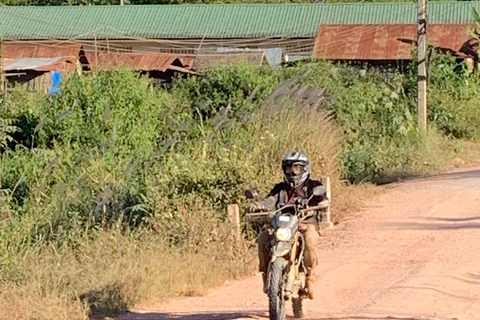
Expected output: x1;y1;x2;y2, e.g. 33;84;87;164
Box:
245;201;329;218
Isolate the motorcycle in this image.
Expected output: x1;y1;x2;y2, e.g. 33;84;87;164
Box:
245;186;328;320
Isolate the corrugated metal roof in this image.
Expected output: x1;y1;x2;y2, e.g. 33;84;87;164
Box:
4;57;77;71
2;2;480;40
4;43;82;59
313;24;475;60
84;52;194;71
2;43;195;71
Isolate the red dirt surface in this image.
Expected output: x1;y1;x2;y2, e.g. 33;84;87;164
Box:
118;168;480;320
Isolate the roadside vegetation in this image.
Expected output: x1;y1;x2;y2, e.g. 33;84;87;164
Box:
1;55;480;320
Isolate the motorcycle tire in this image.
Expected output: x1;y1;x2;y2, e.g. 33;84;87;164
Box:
268;257;287;320
292;298;303;319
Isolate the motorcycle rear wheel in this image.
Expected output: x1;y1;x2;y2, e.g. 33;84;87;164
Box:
268;257;287;320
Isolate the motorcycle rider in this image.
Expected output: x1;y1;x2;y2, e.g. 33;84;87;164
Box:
247;151;329;300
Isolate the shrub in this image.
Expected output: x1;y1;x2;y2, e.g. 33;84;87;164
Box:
405;51;480;139
171;63;281;119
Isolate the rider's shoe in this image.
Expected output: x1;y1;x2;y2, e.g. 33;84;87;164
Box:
262;273;268;293
306;275;316;300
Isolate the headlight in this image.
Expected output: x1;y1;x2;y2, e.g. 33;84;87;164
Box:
275;228;292;241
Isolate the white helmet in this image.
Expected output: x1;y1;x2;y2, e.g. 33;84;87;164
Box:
282;151;310;188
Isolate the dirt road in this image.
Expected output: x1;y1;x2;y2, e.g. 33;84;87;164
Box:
118;168;480;320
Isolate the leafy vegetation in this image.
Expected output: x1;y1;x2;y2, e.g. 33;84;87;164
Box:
1;56;480;319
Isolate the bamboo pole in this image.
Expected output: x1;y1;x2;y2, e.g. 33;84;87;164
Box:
227;204;240;235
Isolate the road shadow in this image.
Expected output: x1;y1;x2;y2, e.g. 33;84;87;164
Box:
312;317;437;320
383;220;480;231
373;172;423;185
372;168;480;186
399;169;480;184
422;169;480;181
382;215;480;231
115;310;266;320
82;282;129;319
114;311;439;320
423;215;480;222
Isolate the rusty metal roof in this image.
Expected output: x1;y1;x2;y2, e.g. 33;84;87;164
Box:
3;43;194;72
4;43;82;59
84;52;194;72
313;24;476;60
4;57;77;71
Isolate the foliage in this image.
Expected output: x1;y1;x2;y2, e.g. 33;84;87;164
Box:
171;64;281;120
279;62;419;182
279;56;480;182
0;64;340;268
0;117;19;151
425;54;480;139
1;57;480;319
403;50;480;140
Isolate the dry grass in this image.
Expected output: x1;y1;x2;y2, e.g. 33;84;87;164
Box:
449;140;480;168
398;132;480;176
0;185;376;320
0;199;256;320
0;226;256;320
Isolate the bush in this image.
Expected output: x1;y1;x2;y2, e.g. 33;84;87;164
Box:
171;63;281;119
405;52;480;140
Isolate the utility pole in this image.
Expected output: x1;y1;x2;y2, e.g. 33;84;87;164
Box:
417;0;427;130
0;37;5;95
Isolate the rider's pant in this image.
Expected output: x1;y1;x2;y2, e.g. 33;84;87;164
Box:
258;224;319;276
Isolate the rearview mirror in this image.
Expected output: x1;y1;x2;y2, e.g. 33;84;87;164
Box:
245;189;259;199
313;186;326;197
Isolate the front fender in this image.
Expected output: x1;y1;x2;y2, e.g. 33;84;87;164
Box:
271;241;293;258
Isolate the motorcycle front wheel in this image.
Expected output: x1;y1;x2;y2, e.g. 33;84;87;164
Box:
292;298;303;319
268;257;287;320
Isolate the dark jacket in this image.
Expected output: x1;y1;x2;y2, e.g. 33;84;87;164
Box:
257;177;326;224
